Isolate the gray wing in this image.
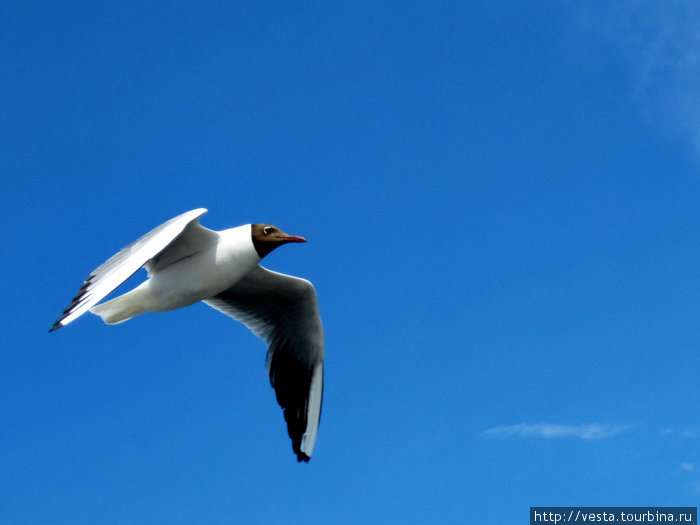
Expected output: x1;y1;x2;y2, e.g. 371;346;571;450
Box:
51;208;216;331
204;265;324;462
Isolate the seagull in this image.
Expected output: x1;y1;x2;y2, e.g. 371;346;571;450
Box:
50;208;324;462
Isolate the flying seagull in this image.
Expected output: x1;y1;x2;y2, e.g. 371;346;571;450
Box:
50;208;324;462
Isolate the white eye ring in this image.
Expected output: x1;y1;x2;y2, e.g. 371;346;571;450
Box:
263;226;273;235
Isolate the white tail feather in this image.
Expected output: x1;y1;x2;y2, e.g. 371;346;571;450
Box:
89;291;147;324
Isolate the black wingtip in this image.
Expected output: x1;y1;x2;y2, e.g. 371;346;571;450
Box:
49;322;61;333
293;440;311;462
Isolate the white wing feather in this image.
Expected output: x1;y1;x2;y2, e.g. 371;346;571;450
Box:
51;208;210;331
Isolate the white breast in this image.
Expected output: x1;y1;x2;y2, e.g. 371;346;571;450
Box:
145;224;260;312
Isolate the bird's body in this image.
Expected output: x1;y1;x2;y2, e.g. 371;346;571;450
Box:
148;224;259;309
51;209;324;462
94;224;260;321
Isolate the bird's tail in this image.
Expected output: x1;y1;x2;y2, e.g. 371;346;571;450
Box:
89;291;147;325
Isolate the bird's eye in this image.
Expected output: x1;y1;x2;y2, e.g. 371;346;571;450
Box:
263;226;273;235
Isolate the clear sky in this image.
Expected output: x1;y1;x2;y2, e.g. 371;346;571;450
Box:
3;1;700;523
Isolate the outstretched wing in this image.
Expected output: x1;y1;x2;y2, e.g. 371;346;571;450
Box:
51;208;215;331
204;265;324;462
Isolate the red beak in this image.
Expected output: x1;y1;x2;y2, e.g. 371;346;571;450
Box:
281;235;307;243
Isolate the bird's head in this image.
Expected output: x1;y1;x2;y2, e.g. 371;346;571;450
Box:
251;224;307;258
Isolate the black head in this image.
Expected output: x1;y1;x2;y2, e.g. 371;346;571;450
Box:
251;224;307;258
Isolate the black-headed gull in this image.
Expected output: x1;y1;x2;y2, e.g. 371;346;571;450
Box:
51;209;324;462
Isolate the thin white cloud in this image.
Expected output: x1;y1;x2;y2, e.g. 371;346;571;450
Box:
680;462;695;472
574;1;700;157
679;462;699;494
662;427;700;438
483;422;632;440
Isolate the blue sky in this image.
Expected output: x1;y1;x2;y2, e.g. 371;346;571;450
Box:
3;1;700;522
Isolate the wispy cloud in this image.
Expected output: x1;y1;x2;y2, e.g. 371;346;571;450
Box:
680;462;695;472
575;1;700;157
483;422;632;440
678;462;700;493
661;427;700;438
